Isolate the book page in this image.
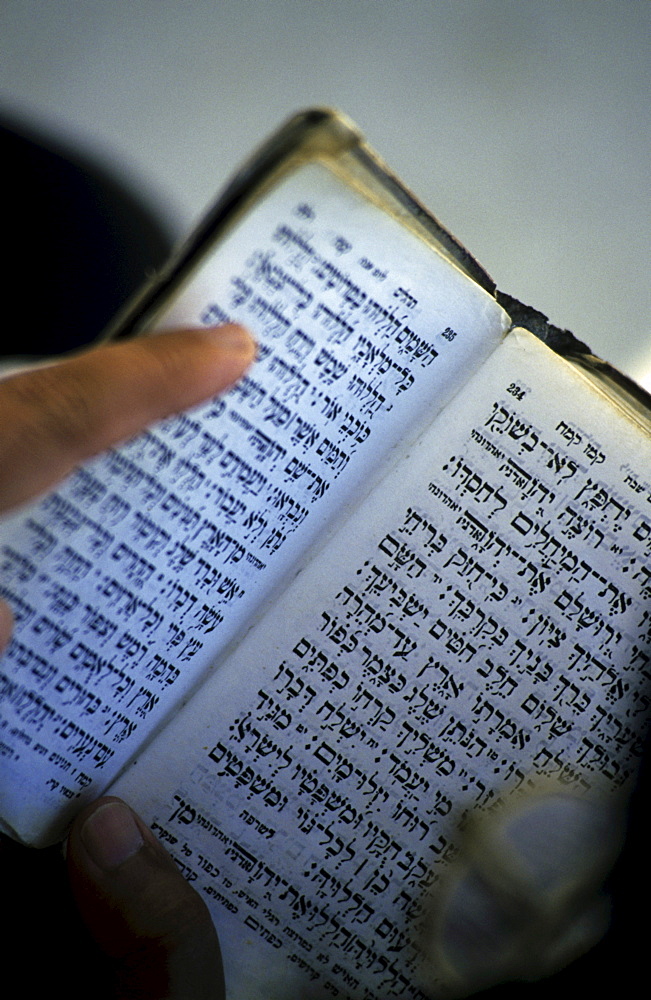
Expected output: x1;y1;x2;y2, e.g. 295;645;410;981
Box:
112;330;650;1000
0;161;507;845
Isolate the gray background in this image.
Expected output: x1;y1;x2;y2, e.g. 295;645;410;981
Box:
1;1;649;386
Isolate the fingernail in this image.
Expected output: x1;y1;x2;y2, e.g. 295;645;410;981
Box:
81;801;144;871
204;324;256;357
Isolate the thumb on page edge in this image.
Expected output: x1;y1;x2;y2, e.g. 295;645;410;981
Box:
67;797;224;1000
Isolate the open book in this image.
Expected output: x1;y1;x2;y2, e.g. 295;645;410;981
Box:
1;109;649;998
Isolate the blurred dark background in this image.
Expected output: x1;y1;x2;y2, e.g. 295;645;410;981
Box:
1;116;172;357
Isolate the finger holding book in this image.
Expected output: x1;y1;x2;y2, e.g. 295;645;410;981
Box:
0;323;255;652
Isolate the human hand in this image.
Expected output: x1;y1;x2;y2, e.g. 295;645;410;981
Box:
1;795;226;999
0;324;255;997
67;796;225;999
0;323;256;648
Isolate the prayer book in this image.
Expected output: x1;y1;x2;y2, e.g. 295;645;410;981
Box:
1;109;649;998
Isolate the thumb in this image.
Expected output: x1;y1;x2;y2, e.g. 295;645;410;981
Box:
67;797;224;1000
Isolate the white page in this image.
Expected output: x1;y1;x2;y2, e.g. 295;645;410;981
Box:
0;161;507;845
113;330;651;1000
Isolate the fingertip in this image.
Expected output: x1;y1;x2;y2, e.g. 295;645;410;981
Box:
189;322;258;392
200;322;257;358
69;795;167;875
76;798;146;872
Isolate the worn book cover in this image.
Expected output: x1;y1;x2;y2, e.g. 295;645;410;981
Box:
1;109;649;999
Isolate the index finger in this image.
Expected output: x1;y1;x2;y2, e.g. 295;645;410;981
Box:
0;324;256;513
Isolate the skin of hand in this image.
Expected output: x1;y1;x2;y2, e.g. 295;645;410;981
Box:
0;324;256;999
